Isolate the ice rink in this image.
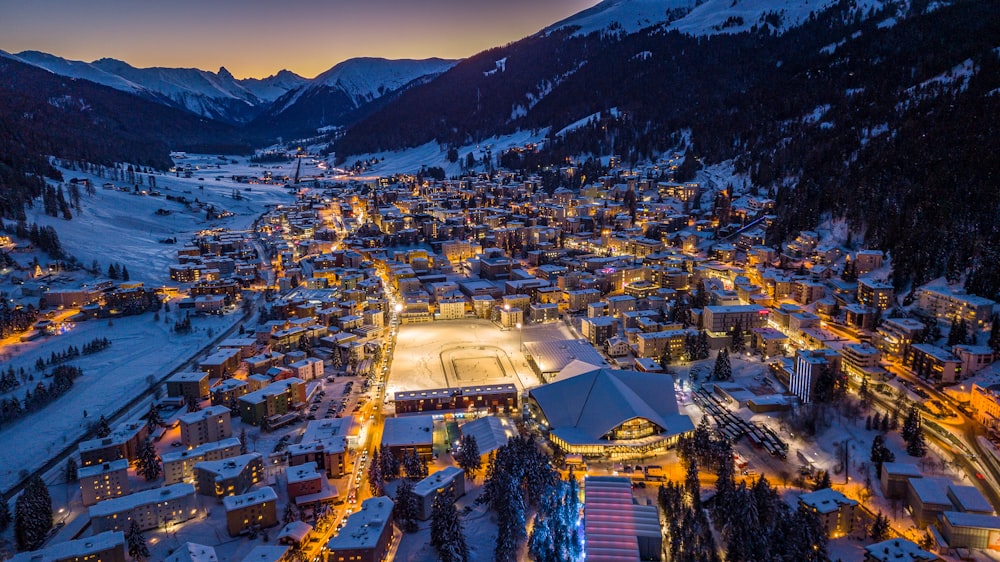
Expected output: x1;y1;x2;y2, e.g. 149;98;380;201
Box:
386;318;574;396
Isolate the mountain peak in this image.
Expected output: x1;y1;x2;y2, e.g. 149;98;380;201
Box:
218;66;234;80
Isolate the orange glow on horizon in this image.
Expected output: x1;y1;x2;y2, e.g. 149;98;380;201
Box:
0;0;601;79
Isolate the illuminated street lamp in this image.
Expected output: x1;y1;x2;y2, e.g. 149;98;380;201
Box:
516;322;522;351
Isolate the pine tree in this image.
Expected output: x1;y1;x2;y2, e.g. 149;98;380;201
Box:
685;457;702;508
901;405;926;459
906;423;927;457
65;457;78;483
457;434;482;481
989;314;1000;355
948;319;968;347
0;499;11;532
870;511;890;541
712;348;731;380
282;502;299;525
380;445;400;480
368;447;384;496
14;474;52;551
812;470;832;491
145;403;163;429
403;449;425;480
126;519;150;561
121;266;130;282
870;434;895;478
730;319;745;353
394;479;419;533
95;415;112;438
696;331;710;360
136;438;162;481
239;427;248;455
430;487;469;562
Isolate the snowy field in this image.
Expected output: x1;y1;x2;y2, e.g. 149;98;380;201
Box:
0;308;244;495
25;154;310;284
0;154;325;495
387;319;573;396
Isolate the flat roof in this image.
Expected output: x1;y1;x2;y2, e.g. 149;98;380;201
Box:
8;531;124;562
948;484;994;514
78;458;129;478
941;510;1000;529
326;497;394;551
222;486;277;511
395;384;517;401
179;405;230;425
382;416;434;448
882;462;923;477
413;466;464;498
162;437;240;464
908;477;953;506
798;488;858;514
286;462;321;485
89;483;195;517
169;371;209;382
194;453;261;479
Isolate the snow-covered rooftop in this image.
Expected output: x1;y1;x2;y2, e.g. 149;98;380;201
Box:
7;531;124;562
459;416;517;457
222;486;277;511
165;542;219;562
381;415;434;448
89;483;195;517
530;365;694;446
412;466;464;498
326;497;394;551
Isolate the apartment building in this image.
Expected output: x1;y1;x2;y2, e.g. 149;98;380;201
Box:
179;405;233;448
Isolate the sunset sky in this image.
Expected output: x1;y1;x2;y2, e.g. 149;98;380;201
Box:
0;0;602;79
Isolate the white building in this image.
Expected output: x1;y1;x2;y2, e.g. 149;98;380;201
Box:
162;437;242;485
179;405;233;448
79;458;130;506
89;483;198;533
412;466;466;520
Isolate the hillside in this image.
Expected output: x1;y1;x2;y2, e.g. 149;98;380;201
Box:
0;56;262;220
333;0;1000;296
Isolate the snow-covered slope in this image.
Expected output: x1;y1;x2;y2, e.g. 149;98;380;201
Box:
10;51;290;123
8;50;145;93
293;57;457;109
547;0;891;37
6;50;453;129
239;69;309;103
255;57;458;137
546;0;698;36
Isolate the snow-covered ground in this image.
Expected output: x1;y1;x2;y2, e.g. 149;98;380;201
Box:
24;155;305;284
387;319;573;397
340;128;549;177
0;155;316;494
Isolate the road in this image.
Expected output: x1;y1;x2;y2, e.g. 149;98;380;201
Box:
299;274;400;562
3;234;272;515
873;362;1000;512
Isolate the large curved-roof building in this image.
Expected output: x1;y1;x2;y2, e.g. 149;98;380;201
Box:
527;362;694;459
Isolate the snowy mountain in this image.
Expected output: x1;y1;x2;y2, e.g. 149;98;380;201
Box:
4;50;454;133
250;57;457;138
546;0;891;37
6;51;299;123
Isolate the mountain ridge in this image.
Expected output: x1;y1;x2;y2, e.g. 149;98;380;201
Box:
3;51;456;128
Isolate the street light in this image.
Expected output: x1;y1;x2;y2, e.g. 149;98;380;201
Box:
516;322;522;351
